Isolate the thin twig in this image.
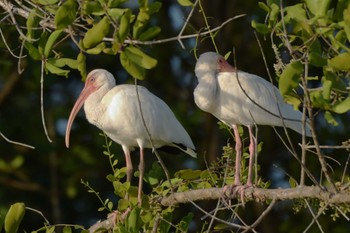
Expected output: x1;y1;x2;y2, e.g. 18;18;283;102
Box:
0;25;26;59
242;198;277;233
26;207;51;225
40;61;53;143
342;153;350;183
198;0;218;53
300;61;337;192
151;215;161;233
189;199;249;231
301;144;350;150
303;201;327;233
176;0;200;49
134;80;174;193
0;131;35;149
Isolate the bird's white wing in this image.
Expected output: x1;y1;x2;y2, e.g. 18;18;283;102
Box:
217;71;305;127
102;85;196;153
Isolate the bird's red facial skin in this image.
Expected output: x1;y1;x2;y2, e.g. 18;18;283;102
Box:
218;57;236;73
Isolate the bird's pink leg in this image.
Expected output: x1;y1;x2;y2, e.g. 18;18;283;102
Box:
138;147;145;205
122;146;133;183
222;125;246;205
247;125;256;187
233;125;242;185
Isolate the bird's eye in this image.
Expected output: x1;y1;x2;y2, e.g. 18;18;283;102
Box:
89;77;96;82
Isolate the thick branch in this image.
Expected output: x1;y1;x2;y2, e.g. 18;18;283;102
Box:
160;186;348;206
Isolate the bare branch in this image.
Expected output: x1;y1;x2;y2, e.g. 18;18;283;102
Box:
160;186;347;206
0;131;35;149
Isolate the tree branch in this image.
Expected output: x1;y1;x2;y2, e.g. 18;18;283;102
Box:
159;186;348;206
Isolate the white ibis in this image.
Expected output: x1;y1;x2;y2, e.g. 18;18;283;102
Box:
65;69;197;204
194;52;311;194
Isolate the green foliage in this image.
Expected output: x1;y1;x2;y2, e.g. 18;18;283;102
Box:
21;0;162;80
4;203;25;233
253;1;350;124
54;0;77;29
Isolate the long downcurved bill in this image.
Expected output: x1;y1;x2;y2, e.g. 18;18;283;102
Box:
65;84;94;148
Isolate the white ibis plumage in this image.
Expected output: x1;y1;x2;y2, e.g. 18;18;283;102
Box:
194;52;311;192
65;69;197;204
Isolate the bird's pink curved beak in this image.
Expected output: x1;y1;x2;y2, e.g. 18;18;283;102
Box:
65;82;95;148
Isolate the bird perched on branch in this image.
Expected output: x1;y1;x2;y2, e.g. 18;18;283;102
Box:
194;52;311;197
65;69;197;204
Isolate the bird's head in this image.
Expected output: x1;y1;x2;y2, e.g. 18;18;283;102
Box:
65;69;116;148
195;52;235;78
84;69;116;92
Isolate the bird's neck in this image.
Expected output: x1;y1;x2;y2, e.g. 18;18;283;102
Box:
84;86;109;127
194;72;218;112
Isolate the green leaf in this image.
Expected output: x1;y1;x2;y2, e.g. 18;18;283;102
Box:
279;61;303;96
269;3;280;23
144;162;163;186
175;169;201;180
328;52;350;70
310;90;330;109
118;198;129;211
133;10;149;39
23;41;41;61
83;16;110;49
85;42;106;55
45;61;70;77
26;9;41;41
118;10;131;43
289;177;297;188
309;51;327;67
108;0;128;8
306;0;331;17
224;51;231;60
324;71;347;92
196;181;212;189
54;0;78;29
177;212;193;232
159;209;172;233
126;207;141;233
331;97;350;114
120;51;145;80
107;201;113;210
44;30;63;57
47;58;78;69
258;2;270;12
4;203;26;233
108;8;127;21
10;156;24;169
124;46;157;69
324;111;339;126
82;1;103;15
251;20;269;34
46;226;55;233
77;52;86;79
38;31;49;56
177;0;193;6
139;26;161;41
34;0;59;5
62;226;72;233
284;4;307;22
149;1;162;14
